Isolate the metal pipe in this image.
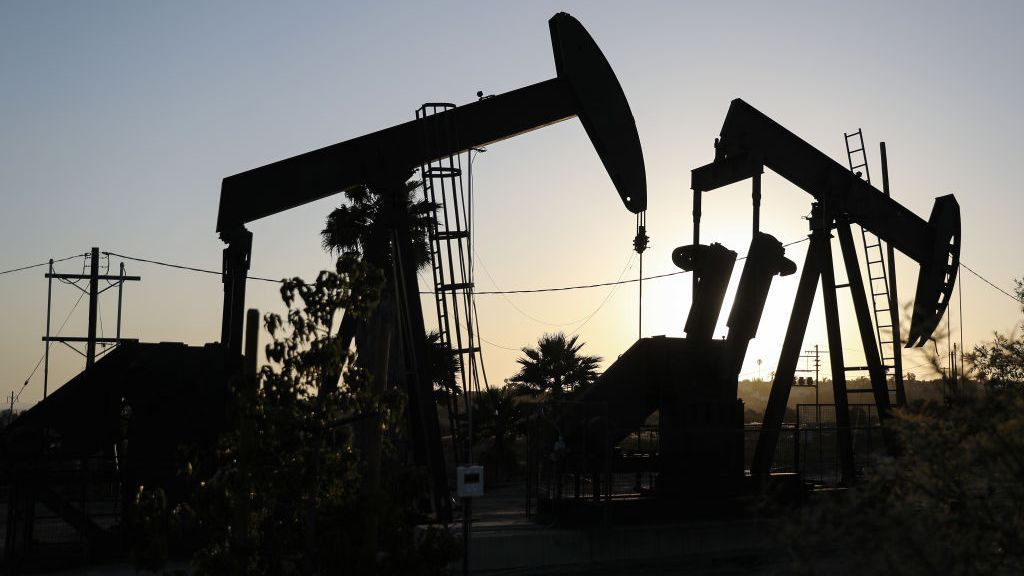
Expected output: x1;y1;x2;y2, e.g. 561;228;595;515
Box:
44;259;53;398
86;247;99;368
116;262;124;343
880;142;906;405
819;230;856;482
752;172;761;234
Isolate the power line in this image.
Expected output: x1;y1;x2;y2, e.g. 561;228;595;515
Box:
75;241;1024;309
103;251;284;283
106;241;812;295
569;252;637;337
0;253;86;276
960;262;1023;306
15;291;86;403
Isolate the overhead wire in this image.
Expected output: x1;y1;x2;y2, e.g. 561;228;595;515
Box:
569;251;637;337
473;248;633;326
0;253;87;276
78;241;1024;312
960;262;1023;305
102;239;810;296
15;290;86;403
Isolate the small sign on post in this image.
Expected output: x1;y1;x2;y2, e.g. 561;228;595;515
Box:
456;465;484;498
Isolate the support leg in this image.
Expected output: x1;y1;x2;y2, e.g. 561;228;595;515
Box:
387;180;452;523
820;234;856;482
751;235;822;475
836;223;891;417
220;227;253;358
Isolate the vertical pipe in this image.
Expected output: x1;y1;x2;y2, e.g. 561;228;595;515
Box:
752;172;761;235
814;345;820;408
86;247;99;368
692;189;701;297
638;250;643;339
880;143;906;406
116;263;124;343
44;259;53;398
220;228;252;357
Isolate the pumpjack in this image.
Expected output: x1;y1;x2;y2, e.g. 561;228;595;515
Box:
546;99;959;510
215;13;646;521
691;99;959;480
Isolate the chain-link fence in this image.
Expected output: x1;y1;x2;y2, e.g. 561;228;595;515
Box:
795;403;885;484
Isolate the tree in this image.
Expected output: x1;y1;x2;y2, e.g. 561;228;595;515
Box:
506;332;602;399
785;276;1024;575
319;182;464;571
321;181;435;273
320;180;446;403
318;179;436;373
965;277;1024;388
784;388;1024;575
175;258;454;575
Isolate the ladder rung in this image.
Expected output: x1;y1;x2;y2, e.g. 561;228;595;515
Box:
847;389;875;394
438;282;473;291
433;230;469;241
844;366;872;372
835;283;850;289
451;346;481;355
849;148;865;155
424;167;462;178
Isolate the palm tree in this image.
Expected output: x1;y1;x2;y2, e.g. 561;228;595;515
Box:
507;332;602;399
321;181;435;272
319;180;443;559
319;181;437;361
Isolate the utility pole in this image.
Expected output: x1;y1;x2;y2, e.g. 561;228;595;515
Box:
812;345;821;407
794;345;823;415
43;248;141;383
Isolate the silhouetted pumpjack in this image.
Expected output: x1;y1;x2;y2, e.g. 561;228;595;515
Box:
547;232;796;504
214;13;646;521
690;99;960;479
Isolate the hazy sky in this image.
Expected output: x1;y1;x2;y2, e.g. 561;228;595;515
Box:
2;1;1022;409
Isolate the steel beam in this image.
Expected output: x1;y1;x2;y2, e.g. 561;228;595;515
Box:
819;229;856;482
386;179;452;522
751;234;822;475
217;13;647;234
836;222;891;418
880;143;906;405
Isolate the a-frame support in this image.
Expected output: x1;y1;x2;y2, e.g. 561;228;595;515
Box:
751;203;896;481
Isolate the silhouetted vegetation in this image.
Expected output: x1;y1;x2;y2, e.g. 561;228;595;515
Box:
506;332;601;399
786;276;1024;574
468;386;524;482
125;256;456;575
